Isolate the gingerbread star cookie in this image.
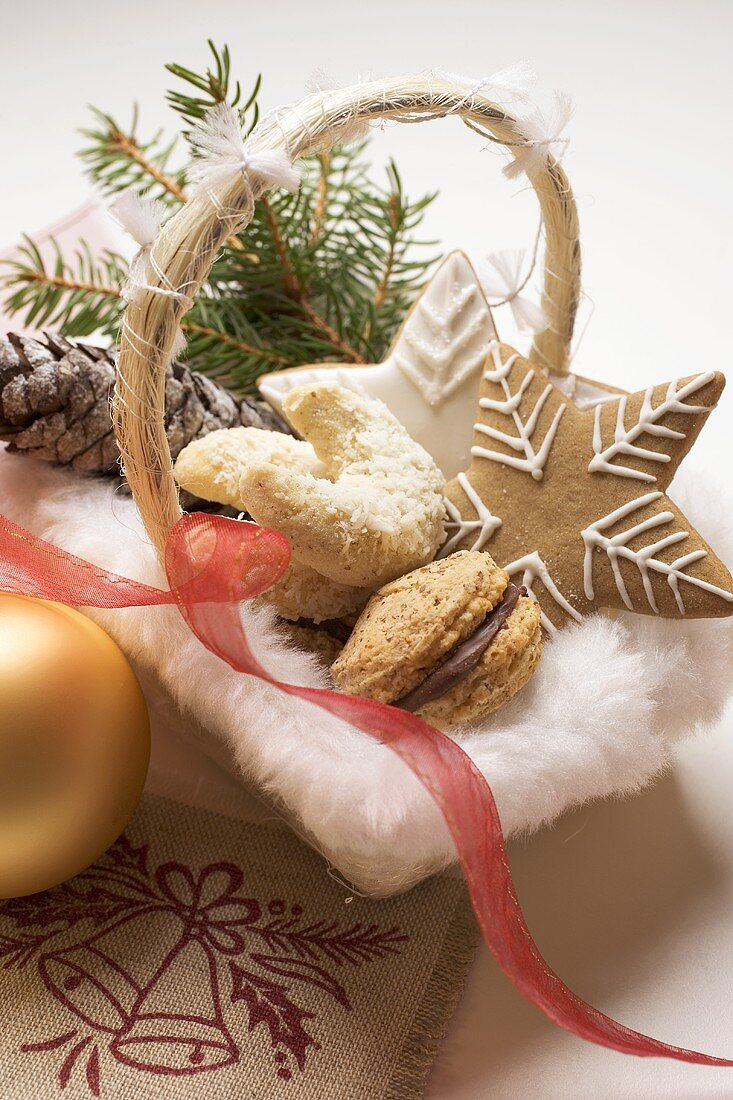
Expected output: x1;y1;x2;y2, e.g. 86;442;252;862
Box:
442;341;733;631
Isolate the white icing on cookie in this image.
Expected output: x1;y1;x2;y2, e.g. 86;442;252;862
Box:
588;372;715;482
471;342;566;481
440;472;502;557
581;491;733;613
393;253;493;407
503;550;583;634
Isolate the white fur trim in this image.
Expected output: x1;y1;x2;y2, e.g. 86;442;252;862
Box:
1;449;731;893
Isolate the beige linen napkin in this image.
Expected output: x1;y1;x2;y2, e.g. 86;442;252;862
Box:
0;793;476;1099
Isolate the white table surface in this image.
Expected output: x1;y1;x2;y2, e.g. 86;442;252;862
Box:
2;3;733;1096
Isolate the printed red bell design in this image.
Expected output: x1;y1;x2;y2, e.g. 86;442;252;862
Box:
109;934;239;1074
39;907;186;1035
36;860;258;1076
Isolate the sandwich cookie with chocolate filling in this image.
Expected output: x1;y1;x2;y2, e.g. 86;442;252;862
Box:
331;551;542;728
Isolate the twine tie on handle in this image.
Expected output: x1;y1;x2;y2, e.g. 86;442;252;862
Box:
482;245;547;332
502;91;573;180
110;192;195;309
434;63;535;113
188;101;301;196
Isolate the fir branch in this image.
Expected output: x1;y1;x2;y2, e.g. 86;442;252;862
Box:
1;40;440;392
165;40;260;138
0;245;286;372
312;155;439;361
362;168;402;341
24;267;120;301
1;236;126;338
258;189;367;362
302;301;365;363
309;152;331;246
372;195;399;311
260;196;300;299
78;106;186;203
111;130;187;201
181;320;291;369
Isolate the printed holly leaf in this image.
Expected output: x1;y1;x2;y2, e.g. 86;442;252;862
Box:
0;886;104;936
229;961;319;1073
0;929;40;970
98;834;150;878
0;890;62;931
251;953;351;1009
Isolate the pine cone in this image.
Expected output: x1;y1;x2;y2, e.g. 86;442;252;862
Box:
0;333;290;477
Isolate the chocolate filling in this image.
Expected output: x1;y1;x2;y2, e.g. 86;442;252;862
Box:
395;583;526;713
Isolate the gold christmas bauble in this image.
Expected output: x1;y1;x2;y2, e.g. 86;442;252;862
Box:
0;594;150;898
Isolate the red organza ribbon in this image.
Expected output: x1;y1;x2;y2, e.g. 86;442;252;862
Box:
1;509;730;1065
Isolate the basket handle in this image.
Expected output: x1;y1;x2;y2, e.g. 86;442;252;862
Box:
114;75;581;556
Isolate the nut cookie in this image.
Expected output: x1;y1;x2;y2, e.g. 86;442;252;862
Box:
331;550;541;728
418;594;541;727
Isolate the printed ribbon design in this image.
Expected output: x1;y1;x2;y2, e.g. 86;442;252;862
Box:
1;509;731;1066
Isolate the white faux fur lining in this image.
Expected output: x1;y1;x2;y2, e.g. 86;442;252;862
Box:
1;448;731;894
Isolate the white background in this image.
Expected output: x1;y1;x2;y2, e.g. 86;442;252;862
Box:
2;2;733;1097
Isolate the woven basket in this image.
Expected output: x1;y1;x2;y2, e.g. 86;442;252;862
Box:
113;75;582;556
111;76;723;897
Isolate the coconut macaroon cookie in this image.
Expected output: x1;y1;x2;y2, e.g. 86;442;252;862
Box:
331;551;542;728
173;383;446;622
